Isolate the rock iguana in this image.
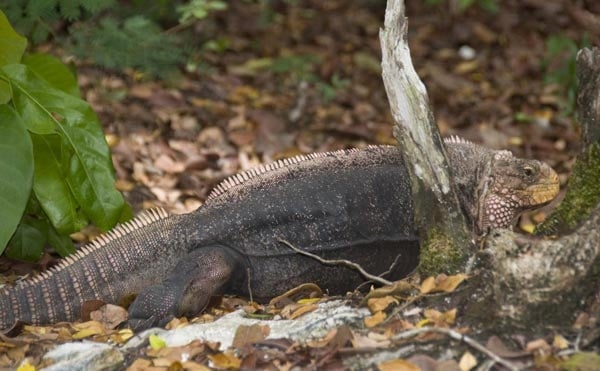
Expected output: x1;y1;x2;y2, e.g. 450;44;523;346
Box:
0;137;559;330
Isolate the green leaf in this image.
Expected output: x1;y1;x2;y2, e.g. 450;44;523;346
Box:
2;64;126;231
5;221;46;262
149;334;166;350
46;222;76;257
0;105;33;255
0;10;27;67
31;133;88;234
1;65;57;134
23;54;80;97
0;79;10;104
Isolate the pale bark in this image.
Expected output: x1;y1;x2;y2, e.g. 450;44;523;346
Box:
380;0;472;274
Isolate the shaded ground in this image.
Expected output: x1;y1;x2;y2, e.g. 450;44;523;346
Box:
2;0;600;369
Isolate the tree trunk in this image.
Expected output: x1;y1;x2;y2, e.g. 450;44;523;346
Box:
379;0;472;275
381;0;600;330
468;48;600;329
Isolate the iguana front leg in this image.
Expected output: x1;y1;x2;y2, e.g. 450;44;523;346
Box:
127;246;240;330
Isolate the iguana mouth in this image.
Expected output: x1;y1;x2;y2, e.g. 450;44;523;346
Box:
524;168;560;206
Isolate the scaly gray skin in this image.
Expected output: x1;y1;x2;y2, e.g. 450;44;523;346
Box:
0;139;559;331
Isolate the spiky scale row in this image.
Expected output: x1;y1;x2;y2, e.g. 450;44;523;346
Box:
0;208;170;328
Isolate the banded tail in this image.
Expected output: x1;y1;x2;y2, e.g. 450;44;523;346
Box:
0;208;187;329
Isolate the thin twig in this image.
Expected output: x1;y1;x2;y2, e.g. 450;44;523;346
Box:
246;268;253;303
278;239;393;286
355;252;405;291
392;327;520;371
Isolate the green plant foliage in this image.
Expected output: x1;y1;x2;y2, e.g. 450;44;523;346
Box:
0;106;33;256
0;10;128;261
178;0;227;23
543;34;590;116
1;0;115;43
425;0;498;13
69;16;186;79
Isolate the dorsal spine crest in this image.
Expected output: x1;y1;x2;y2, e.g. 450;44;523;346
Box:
0;208;169;293
206;147;373;200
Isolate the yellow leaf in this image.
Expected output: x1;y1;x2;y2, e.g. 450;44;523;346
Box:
297;298;321;305
416;318;431;328
435;274;468;293
553;334;569;350
149;333;167;350
17;361;36;371
367;296;398;313
378;358;420;371
364;311;386;328
72;321;106;339
459;351;477;371
420;276;436;294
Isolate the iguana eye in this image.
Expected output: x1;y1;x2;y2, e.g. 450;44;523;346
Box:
523;166;534;176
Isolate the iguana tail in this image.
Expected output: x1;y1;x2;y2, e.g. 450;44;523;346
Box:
0;208;188;330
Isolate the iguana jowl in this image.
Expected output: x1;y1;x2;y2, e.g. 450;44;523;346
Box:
0;137;559;330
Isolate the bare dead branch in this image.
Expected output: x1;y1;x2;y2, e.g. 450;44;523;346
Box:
278;239;393;286
392;327;520;371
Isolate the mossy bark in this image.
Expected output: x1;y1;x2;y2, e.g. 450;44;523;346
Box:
536;143;600;235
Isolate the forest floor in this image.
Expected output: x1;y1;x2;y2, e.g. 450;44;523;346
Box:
2;0;600;369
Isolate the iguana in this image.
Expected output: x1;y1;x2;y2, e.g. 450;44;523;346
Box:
0;137;559;331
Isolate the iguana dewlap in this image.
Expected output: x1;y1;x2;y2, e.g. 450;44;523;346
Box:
0;138;559;330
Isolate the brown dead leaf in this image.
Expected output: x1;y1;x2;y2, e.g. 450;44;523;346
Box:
127;358;162;371
378;358;420;371
364;310;386;328
423;308;456;327
269;283;322;308
420;276;436;294
288;304;318;319
485;336;529;359
154;154;185;174
306;327;339;348
232;324;270;348
90;304;128;330
367;296;399;313
362;280;413;304
208;351;241;369
421;274;468;294
526;338;551;353
407;354;444;371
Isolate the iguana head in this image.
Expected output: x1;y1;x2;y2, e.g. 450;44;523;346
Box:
444;136;560;234
478;150;560;232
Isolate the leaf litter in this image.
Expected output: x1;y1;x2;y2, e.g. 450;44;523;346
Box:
1;0;597;369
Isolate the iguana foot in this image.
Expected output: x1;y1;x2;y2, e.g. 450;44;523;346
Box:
127;246;239;331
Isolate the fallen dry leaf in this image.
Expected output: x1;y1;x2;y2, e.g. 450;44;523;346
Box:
127;358;162;371
364;310;386;328
367;296;399;313
526;338;551;353
232;324;270;348
423;308;457;327
553;334;569;350
378;358;420;371
288;303;318;319
71;321;106;339
421;274;468;294
208;351;241;369
90;304;128;330
459;351;477;371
